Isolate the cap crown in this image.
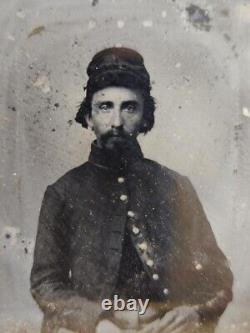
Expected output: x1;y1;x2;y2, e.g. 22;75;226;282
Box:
86;47;150;91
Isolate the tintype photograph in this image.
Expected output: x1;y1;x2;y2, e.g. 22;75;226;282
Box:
0;1;250;333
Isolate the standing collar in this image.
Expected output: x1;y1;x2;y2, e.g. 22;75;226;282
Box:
88;140;144;171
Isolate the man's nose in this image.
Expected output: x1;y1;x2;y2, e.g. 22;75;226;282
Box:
111;109;123;128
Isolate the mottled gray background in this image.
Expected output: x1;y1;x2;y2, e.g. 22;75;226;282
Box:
0;0;250;332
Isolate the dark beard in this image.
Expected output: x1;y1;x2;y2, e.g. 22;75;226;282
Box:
99;128;139;166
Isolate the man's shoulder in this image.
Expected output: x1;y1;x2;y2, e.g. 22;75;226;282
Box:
142;158;199;208
142;157;187;183
47;162;91;195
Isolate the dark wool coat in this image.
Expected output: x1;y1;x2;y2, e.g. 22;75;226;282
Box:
30;142;233;333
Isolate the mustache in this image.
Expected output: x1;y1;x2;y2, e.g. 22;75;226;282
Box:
101;127;130;141
99;127;137;152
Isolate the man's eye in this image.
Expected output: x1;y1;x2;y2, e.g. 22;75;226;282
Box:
99;103;111;112
124;104;136;113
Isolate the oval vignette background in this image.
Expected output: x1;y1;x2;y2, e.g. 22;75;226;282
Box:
0;0;250;332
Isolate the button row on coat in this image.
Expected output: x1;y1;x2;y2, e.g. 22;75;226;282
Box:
137;241;158;280
117;176;169;298
132;225;169;297
127;211;139;236
118;177;127;202
136;241;168;296
152;274;169;296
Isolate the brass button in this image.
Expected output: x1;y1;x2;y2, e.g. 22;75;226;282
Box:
138;242;147;251
132;226;140;235
163;288;169;295
118;177;125;183
127;210;135;218
120;194;128;202
146;259;154;267
152;274;159;280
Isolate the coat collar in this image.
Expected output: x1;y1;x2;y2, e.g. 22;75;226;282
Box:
88;140;144;171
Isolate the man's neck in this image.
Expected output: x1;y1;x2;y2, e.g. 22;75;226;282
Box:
89;139;143;171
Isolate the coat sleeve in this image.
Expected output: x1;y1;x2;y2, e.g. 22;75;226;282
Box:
30;184;103;333
175;175;233;325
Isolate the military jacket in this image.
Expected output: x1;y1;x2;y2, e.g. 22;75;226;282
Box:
30;142;233;333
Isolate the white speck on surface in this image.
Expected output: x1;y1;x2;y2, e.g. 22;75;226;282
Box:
196;263;202;270
194;260;202;270
242;322;248;327
6;34;15;41
242;106;250;117
161;10;167;18
142;20;153;28
88;19;96;30
206;299;214;307
12;172;17;176
115;43;122;47
117;20;125;29
230;323;236;330
16;10;26;19
33;73;51;94
175;62;181;68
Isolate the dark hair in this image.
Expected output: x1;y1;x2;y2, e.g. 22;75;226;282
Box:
75;84;156;134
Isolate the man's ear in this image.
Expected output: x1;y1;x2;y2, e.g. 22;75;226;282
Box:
86;115;94;129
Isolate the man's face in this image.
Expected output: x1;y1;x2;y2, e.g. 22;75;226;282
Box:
88;86;144;149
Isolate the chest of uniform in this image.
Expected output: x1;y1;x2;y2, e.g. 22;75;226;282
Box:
66;169;175;253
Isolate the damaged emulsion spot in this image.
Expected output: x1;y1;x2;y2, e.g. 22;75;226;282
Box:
1;226;34;255
242;107;250;118
186;4;211;31
223;33;231;42
28;25;45;38
1;226;21;246
8;106;16;112
92;0;99;6
220;8;229;17
33;72;51;94
234;123;243;146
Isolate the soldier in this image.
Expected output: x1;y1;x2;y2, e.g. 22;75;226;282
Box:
30;47;233;333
